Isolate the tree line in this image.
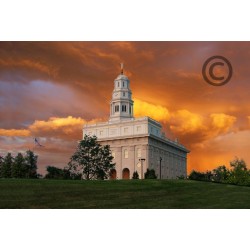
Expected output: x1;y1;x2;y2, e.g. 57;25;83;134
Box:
2;135;249;185
189;157;250;186
0;150;38;178
0;135;159;180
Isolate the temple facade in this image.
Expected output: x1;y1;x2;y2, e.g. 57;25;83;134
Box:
83;65;189;179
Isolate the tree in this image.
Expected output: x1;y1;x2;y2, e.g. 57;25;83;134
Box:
230;157;247;171
45;166;76;180
68;135;115;180
144;169;157;179
45;166;64;179
12;153;26;178
96;144;115;180
212;165;229;182
25;150;38;178
227;157;250;185
1;153;13;178
132;171;139;179
0;155;3;177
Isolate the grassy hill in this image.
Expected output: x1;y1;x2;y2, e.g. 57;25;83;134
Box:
0;179;250;208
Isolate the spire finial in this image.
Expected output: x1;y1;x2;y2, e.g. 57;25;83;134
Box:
120;62;124;74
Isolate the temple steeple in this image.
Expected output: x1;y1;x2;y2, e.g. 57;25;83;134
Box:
109;64;134;122
120;62;124;74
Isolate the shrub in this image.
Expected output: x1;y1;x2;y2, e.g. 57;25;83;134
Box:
144;169;157;179
132;171;139;179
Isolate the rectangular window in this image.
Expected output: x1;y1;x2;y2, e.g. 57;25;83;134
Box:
124;149;128;158
136;126;141;132
99;130;103;136
124;127;128;133
115;105;119;112
122;105;127;112
137;148;141;158
123;92;125;97
123;82;124;87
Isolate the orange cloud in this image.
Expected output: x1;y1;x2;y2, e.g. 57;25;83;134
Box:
210;113;236;133
0;116;103;140
170;110;237;147
134;98;170;122
30;116;83;131
29;116;103;139
0;129;30;137
170;110;204;134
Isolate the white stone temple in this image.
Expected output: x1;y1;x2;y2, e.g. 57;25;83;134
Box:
83;64;189;179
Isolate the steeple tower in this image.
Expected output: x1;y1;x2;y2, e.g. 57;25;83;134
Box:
109;64;134;122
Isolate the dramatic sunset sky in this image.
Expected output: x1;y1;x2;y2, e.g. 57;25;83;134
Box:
0;41;250;175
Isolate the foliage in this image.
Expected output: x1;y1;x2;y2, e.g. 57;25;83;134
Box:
144;169;157;179
0;151;38;179
12;153;26;178
45;166;64;179
68;135;115;180
25;150;38;178
189;170;213;182
189;157;250;186
1;153;13;178
132;171;139;179
227;158;250;185
0;156;2;177
45;166;81;180
212;165;229;183
177;175;185;180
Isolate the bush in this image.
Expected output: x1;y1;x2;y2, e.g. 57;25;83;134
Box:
177;175;185;180
144;169;157;179
188;170;212;182
132;171;139;179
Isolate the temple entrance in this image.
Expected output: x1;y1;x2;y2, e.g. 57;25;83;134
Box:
110;169;117;180
122;168;130;179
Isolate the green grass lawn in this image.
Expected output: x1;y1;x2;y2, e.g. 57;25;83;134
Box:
0;178;250;208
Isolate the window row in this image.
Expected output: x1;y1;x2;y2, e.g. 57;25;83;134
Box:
114;104;132;114
117;81;127;88
111;149;142;159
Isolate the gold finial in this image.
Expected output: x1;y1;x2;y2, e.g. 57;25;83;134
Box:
120;62;124;74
